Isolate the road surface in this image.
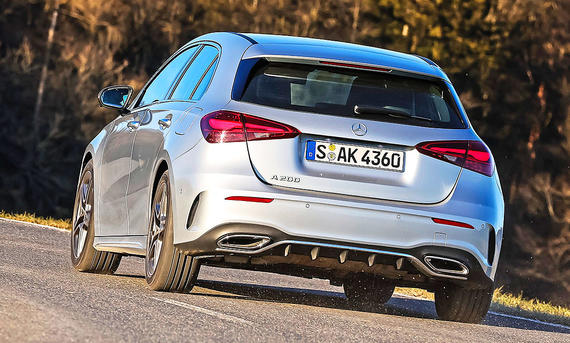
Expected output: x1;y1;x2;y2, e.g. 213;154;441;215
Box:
1;220;568;342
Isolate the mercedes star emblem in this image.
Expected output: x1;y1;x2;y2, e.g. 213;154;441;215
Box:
352;123;367;136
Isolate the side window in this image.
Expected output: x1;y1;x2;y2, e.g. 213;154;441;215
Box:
138;46;199;107
191;57;219;100
170;45;219;101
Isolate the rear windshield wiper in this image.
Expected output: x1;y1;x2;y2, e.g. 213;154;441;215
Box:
353;105;433;122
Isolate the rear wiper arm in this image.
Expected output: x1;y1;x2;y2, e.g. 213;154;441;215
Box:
409;114;433;122
354;105;410;118
353;105;433;122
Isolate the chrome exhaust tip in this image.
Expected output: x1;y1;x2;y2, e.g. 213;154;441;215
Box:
217;234;271;251
424;255;469;276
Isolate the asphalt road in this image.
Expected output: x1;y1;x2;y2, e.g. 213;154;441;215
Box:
1;220;568;342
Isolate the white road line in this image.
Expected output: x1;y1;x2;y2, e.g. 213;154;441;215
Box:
0;217;69;233
395;293;570;330
150;296;253;326
487;311;570;330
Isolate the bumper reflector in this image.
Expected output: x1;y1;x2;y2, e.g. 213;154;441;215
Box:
225;196;274;203
432;218;474;229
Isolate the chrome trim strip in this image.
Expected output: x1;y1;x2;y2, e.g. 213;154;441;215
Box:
195;254;224;260
215;240;467;280
424;255;469;276
217;234;271;250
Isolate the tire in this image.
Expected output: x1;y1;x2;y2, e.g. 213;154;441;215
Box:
344;275;395;309
435;283;493;323
145;170;200;292
71;160;122;273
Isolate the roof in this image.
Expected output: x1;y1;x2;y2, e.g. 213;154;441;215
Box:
187;32;448;81
239;33;448;80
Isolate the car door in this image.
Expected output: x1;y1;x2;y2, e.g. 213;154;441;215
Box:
125;101;190;235
97;112;138;236
126;43;220;236
97;45;198;237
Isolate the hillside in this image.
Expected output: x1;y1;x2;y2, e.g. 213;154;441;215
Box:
0;0;568;305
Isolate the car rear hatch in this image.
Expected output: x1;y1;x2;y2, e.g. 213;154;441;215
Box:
224;57;479;204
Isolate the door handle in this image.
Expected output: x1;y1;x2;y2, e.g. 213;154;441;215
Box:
158;117;171;130
127;121;140;132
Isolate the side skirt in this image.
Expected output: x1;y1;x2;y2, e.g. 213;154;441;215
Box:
93;235;147;256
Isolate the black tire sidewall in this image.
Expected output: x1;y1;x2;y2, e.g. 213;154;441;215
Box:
435;283;494;323
145;171;176;287
70;160;97;269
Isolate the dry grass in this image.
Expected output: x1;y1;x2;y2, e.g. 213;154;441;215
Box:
395;287;434;300
395;286;570;326
490;287;570;326
1;212;568;326
0;211;71;230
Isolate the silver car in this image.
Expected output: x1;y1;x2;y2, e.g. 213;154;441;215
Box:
71;33;504;323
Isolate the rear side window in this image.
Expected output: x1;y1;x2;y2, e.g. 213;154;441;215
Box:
191;57;219;100
170;45;219;101
239;62;465;128
137;46;199;107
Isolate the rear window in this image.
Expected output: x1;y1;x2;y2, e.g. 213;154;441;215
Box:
238;61;465;129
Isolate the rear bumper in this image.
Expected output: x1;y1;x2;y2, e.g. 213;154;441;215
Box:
170;140;504;289
176;222;493;289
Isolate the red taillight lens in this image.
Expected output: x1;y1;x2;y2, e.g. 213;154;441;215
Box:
200;111;245;143
415;141;468;165
465;141;494;177
416;140;494;177
200;110;300;143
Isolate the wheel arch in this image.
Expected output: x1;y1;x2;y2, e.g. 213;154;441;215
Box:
152;159;170;199
77;146;96;186
149;151;175;214
82;151;93;170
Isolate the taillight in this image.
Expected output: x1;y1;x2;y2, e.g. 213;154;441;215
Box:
200;110;300;143
415;140;494;177
200;111;245;143
464;141;494;177
243;114;300;141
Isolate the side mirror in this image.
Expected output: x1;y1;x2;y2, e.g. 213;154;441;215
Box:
98;85;133;114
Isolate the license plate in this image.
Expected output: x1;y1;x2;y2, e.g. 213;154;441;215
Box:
305;140;405;172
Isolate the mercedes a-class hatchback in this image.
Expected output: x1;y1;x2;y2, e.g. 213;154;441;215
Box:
71;32;504;323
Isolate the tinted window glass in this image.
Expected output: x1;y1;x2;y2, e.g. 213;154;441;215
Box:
170;45;218;100
191;57;218;100
240;62;465;129
138;46;198;107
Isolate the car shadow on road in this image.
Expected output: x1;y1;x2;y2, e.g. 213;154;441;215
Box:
194;279;570;334
195;280;435;319
114;273;145;279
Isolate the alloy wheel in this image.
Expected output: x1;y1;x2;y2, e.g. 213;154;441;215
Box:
147;184;168;275
72;170;93;258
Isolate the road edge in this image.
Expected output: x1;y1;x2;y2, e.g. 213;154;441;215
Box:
2;216;568;329
0;217;70;233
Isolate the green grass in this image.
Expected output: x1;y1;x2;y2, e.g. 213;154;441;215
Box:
1;211;568;326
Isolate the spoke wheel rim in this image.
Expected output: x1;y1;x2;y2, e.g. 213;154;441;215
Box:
147;183;168;275
72;170;93;259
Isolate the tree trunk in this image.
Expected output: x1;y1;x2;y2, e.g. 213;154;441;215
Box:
32;0;60;153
